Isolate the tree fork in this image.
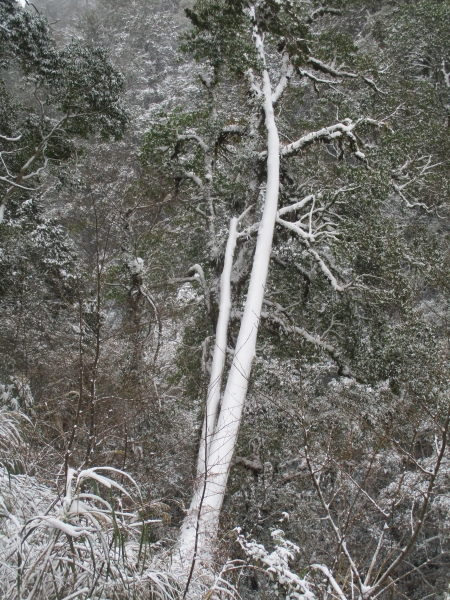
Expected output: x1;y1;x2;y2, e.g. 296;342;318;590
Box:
177;13;281;566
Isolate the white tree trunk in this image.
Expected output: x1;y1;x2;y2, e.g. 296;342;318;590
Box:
178;217;238;554
199;217;238;478
178;27;280;567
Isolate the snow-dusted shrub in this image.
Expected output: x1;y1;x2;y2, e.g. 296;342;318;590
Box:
0;399;180;599
236;528;316;600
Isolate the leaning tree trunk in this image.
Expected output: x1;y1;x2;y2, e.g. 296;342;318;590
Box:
177;25;280;569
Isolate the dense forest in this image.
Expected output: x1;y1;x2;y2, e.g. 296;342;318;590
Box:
1;0;450;598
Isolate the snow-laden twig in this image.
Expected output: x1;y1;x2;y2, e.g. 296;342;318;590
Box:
361;76;386;94
0;175;36;190
300;58;386;93
183;170;204;189
0;115;70;224
299;68;342;85
276;194;340;244
281;117;389;158
281;119;362;158
246;68;262;98
306;247;348;292
392;155;441;211
0;133;22;142
307;7;343;22
272;53;295;104
306;57;358;79
188;264;211;313
236;528;315;599
442;60;450;89
310;564;347;600
177;134;209;153
260;302;352;376
206;560;245;600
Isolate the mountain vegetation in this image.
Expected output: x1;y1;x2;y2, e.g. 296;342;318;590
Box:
1;0;450;598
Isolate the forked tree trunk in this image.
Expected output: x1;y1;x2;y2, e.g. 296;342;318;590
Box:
177;25;280;568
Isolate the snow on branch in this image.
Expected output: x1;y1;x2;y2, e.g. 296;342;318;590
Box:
170;264;212;314
442;60;450;89
236;527;352;599
298;68;342;85
276;215;316;241
0;115;70;224
306;57;358;79
188;263;211;313
261;301;352;376
309;564;347;600
233;454;263;473
278;195;316;217
276;193;341;244
236;528;315;599
272;53;295;104
221;125;246;135
391;155;442;211
182;169;204;189
306;247;348;292
177;134;209;153
307;7;343;23
246;68;262;98
206;559;246;599
274;191;354;293
299;59;386;93
281;119;364;159
0;175;36;191
237;223;259;240
0;132;22;142
361;76;386;94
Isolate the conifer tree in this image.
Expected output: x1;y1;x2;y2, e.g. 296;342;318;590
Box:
0;0;127;223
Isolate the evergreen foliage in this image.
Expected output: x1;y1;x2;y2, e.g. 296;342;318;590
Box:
1;0;450;598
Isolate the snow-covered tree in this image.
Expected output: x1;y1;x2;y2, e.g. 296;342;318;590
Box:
0;0;127;224
2;0;450;597
142;0;450;593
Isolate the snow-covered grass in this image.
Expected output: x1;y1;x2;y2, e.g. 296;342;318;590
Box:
0;464;182;599
0;401;180;599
